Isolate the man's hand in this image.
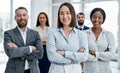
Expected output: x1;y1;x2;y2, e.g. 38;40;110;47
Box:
30;46;37;52
7;42;18;48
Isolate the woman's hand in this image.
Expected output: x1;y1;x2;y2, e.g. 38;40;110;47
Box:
104;48;109;52
77;48;85;52
56;50;65;57
89;50;96;57
41;39;46;45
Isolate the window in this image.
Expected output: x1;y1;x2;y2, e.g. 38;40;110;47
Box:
0;0;31;43
0;0;10;42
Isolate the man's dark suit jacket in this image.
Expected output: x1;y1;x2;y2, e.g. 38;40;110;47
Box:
83;26;89;30
76;25;89;30
3;27;44;73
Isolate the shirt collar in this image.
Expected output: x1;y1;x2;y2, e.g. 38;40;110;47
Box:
58;27;77;33
76;23;84;29
17;26;27;33
89;28;106;33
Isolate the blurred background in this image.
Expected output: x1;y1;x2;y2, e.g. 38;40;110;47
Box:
0;0;120;73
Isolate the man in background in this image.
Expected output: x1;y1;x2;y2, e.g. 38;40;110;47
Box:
76;12;89;30
76;12;89;73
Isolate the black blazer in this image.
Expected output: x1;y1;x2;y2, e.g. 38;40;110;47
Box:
75;25;89;30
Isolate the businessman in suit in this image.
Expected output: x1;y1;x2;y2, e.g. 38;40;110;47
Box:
3;7;43;73
76;12;89;30
76;12;89;73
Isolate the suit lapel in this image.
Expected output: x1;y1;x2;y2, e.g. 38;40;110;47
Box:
26;28;31;45
13;27;25;45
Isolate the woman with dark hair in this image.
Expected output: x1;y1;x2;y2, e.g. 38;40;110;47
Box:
34;12;50;73
83;8;116;73
46;2;88;73
35;12;50;45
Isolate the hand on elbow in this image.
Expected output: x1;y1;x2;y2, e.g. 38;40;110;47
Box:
78;48;85;52
7;42;18;48
56;50;65;56
89;50;96;57
31;46;37;51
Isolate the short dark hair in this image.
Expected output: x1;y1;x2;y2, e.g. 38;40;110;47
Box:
90;8;106;24
57;2;76;28
15;7;28;13
77;12;84;17
36;12;49;27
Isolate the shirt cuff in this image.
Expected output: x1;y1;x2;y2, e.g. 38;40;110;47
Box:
95;51;99;58
29;46;32;53
65;51;73;63
65;51;71;57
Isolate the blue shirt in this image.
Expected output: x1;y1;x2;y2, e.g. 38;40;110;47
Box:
46;27;88;65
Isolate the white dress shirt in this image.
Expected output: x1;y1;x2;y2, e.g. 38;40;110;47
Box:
17;26;32;70
76;23;84;30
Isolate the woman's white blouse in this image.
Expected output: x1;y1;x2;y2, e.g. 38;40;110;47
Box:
34;26;50;41
83;28;116;73
46;28;88;73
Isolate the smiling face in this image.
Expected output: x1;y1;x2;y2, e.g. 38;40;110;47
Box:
15;9;28;28
91;11;104;28
39;14;47;26
59;6;72;27
77;14;84;26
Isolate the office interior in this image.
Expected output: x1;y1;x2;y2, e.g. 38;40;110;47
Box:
0;0;120;73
